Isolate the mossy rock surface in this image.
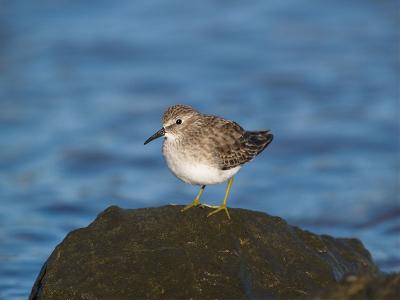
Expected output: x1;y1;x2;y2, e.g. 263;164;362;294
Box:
30;205;380;299
312;273;400;300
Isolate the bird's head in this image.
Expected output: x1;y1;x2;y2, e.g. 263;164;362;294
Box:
144;105;199;145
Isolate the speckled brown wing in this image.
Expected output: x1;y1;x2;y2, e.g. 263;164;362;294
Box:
203;117;273;170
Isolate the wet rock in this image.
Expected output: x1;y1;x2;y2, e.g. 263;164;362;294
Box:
30;205;380;299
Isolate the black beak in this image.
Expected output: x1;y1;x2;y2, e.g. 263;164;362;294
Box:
144;128;165;145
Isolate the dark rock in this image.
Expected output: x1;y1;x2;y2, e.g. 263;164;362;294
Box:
30;205;380;300
312;273;400;300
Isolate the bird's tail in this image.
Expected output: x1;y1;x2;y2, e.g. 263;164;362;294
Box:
244;130;273;155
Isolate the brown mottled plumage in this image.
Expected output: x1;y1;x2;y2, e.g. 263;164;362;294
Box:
144;104;273;219
161;105;273;170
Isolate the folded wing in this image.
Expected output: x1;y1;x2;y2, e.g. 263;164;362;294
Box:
210;119;273;170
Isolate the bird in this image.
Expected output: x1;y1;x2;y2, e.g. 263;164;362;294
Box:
144;104;273;219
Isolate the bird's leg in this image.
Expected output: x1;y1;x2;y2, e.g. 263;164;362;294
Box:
207;177;233;220
181;185;206;212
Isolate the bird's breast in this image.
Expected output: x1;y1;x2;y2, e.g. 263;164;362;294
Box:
162;138;240;185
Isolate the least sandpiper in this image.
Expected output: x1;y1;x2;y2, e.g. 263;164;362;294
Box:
144;105;273;219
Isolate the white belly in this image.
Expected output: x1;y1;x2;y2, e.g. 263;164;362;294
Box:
162;139;240;185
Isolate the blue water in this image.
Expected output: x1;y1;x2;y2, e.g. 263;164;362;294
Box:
0;0;399;298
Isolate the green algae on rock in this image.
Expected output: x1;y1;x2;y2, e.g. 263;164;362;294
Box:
30;205;379;299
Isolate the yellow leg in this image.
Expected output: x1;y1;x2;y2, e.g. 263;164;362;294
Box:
181;185;206;212
207;177;234;220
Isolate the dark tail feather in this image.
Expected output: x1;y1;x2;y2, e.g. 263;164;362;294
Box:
244;130;273;155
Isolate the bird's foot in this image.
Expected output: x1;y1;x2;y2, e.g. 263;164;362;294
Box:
206;204;231;220
181;199;201;212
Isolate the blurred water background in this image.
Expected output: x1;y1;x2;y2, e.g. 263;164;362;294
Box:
0;0;399;298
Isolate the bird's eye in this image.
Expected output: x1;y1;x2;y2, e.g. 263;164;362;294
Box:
176;119;182;125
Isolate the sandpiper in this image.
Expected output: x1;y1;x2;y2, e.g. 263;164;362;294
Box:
144;105;273;219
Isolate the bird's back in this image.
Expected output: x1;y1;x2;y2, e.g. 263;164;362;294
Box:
183;114;273;170
216;129;273;170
